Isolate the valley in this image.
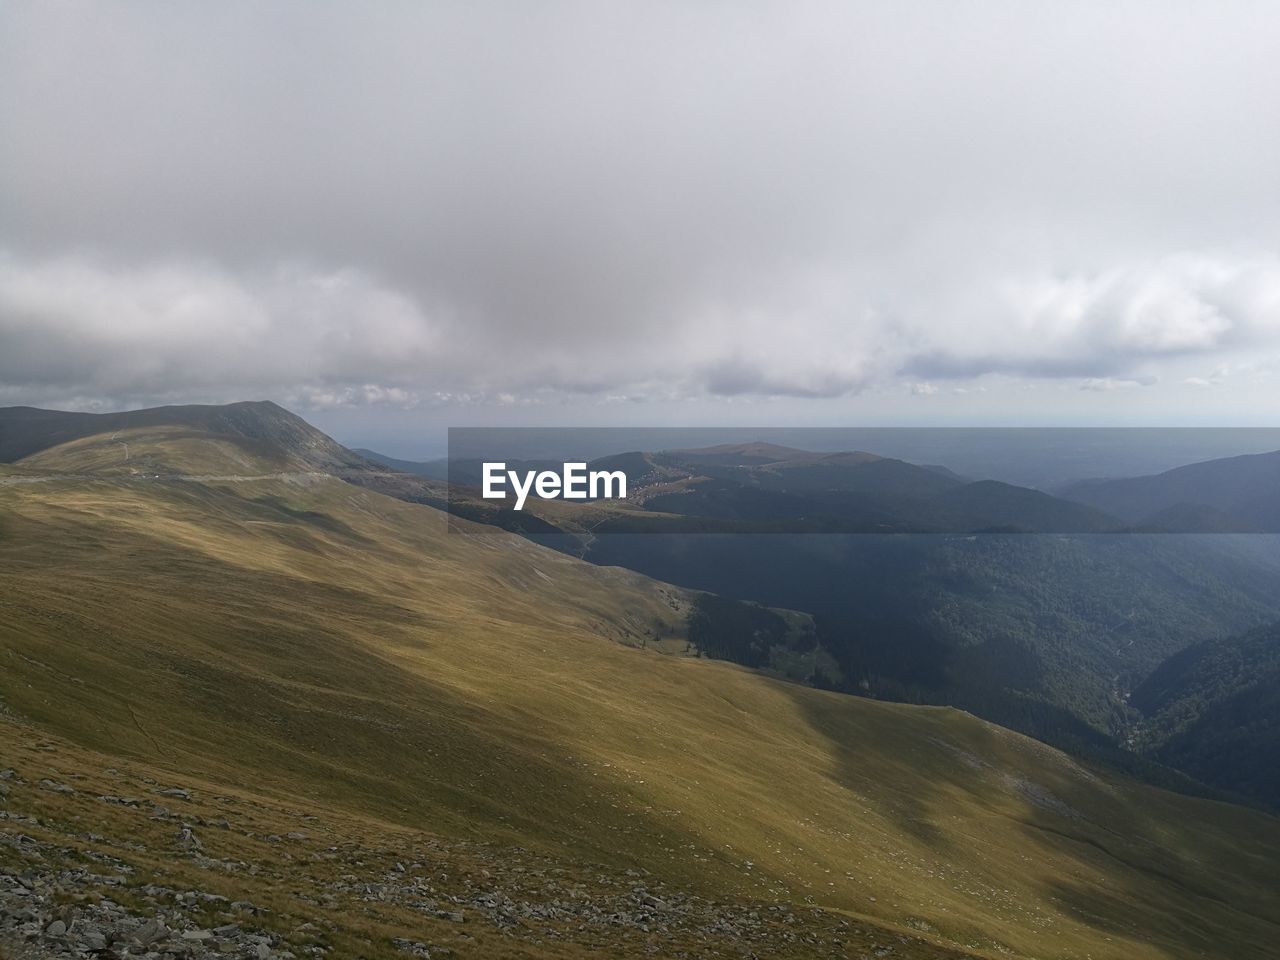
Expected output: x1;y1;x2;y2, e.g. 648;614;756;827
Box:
361;439;1280;805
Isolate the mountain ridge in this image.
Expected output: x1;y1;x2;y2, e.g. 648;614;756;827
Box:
1;401;377;476
1064;448;1280;531
4;402;1280;958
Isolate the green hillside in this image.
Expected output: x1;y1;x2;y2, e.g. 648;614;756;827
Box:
0;401;373;473
2;411;1280;959
1132;624;1280;806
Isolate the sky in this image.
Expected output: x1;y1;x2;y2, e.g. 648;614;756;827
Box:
2;2;1279;454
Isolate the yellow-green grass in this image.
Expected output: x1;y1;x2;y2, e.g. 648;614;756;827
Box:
14;425;305;477
4;720;980;960
2;435;1279;959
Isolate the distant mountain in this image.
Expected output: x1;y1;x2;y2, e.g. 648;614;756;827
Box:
353;448;450;478
0;401;374;474
931;479;1118;533
667;441;820;465
1133;623;1280;807
1064;449;1280;531
544;444;1123;534
1127;502;1258;534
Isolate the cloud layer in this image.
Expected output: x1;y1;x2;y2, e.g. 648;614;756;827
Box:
2;2;1279;422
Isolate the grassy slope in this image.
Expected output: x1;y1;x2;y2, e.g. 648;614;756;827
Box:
16;424;317;476
2;433;1279;959
1;721;978;960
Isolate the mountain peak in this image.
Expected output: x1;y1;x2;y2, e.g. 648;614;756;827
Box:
0;400;373;475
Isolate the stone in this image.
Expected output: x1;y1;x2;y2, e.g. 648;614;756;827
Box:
77;928;108;950
46;918;67;936
133;917;162;944
176;825;203;852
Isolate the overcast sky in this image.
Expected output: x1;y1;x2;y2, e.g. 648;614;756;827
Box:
3;2;1279;451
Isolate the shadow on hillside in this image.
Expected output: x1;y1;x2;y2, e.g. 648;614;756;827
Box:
774;683;954;849
1028;808;1280;959
775;673;1280;958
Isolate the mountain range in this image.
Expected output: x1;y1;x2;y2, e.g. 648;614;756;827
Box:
2;402;1280;960
1063;449;1280;531
360;436;1280;808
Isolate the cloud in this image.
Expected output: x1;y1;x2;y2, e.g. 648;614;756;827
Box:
700;357;873;399
1079;378;1149;392
3;249;1278;411
903;256;1280;383
1;3;1279;419
0;254;444;399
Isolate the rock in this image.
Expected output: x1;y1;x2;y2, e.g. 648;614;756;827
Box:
132;917;162;944
76;928;108;950
182;928;213;940
38;779;75;794
80;931;108;957
46;918;67;936
176;825;203;852
392;938;432;957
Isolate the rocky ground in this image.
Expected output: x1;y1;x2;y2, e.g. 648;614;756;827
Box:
0;728;972;960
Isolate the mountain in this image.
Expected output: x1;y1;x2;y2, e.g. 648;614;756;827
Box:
374;440;1280;771
353;447;450;479
1132;623;1280;807
1064;449;1280;531
362;441;1125;534
667;441;820;465
665;445;962;500
1127;501;1259;534
465;444;1128;534
0;401;374;475
4;403;1280;959
929;479;1117;533
573;530;1280;756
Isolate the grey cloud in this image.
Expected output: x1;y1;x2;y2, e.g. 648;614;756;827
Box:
2;2;1280;420
902;351;1136;382
701;358;872;399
